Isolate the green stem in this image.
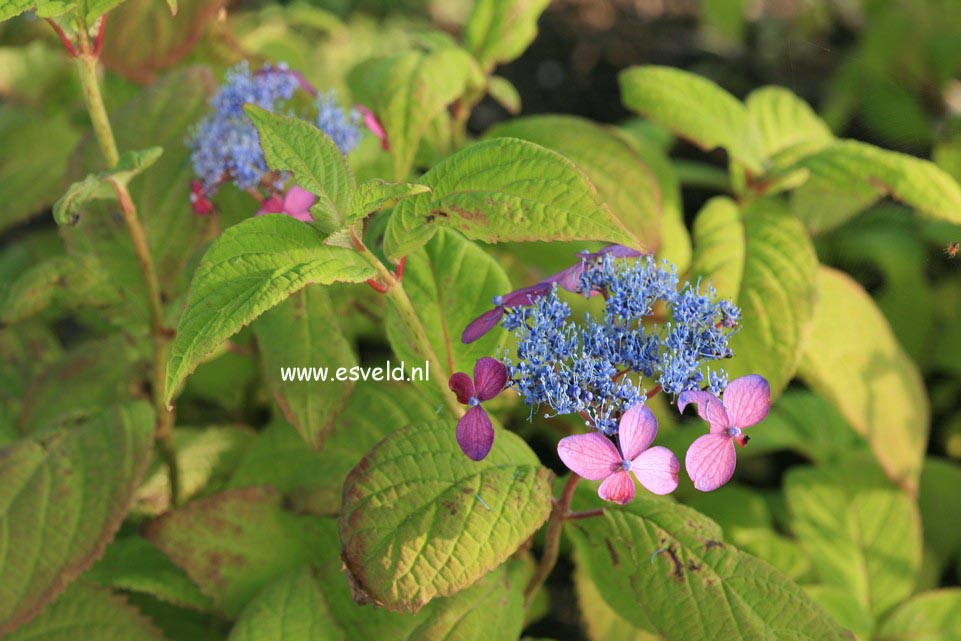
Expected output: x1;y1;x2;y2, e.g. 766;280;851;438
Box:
77;54;119;168
75;40;181;506
351;231;465;419
524;473;580;606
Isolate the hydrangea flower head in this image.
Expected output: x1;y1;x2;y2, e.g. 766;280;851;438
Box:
316;92;362;155
188;61;362;215
449;358;508;461
557;404;679;504
677;374;771;491
498;250;738;432
455;246;770;495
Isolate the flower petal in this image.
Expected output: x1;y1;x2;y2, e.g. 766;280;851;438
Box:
722;374;771;429
677;390;730;432
256;194;284;215
448;372;475;404
557;432;622;480
461;307;504;344
685;433;737;492
473;357;508;401
598;244;644;259
357;105;388;149
545;264;584;294
283;185;317;219
501;281;552;307
598;470;636;504
617;403;658;461
456;406;495;461
630;446;679;495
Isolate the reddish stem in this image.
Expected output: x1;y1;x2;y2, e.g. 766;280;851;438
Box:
566;508;605;521
365;278;389;294
394;257;407;281
46;19;78;57
92;15;108;56
647;384;662;399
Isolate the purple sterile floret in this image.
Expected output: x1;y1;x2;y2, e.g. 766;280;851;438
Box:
448;358;509;461
677;374;771;491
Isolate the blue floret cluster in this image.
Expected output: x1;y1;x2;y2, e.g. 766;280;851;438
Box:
502;254;740;434
189;62;360;195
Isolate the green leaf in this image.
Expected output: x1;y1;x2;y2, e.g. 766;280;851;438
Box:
785;459;921;620
919;459;961;568
486;115;663;249
339;420;553;612
227;566;346;641
165;214;376;403
403;559;530;641
685;486;812;581
229;526;529;641
573;564;661;641
463;0;550;70
619;66;765;173
805;585;874;640
18;335;145;433
245;105;354;225
798;266;929;492
817;209;936;362
386;229;510;385
53;147;162;226
688;197;819;397
384;137;640;260
349;48;478;180
0;402;154;635
5;581;166;641
744;86;833;164
83;0;126;22
134;425;252;515
701;0;748;42
86;536;212;610
0;255;122;324
346;179;431;223
0;105;81;233
566;491;851;641
99;0;220;83
144;487;329;617
616;128;691;272
790;140;961;233
877;589;961;641
0;323;61;437
749;390;865;463
0;0;68;21
253;285;356;449
487;75;522;114
228;383;442;514
688;197;744;300
0;0;31;20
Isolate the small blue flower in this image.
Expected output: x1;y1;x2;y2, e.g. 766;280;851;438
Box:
315;92;361;155
188;62;361;198
496;250;740;435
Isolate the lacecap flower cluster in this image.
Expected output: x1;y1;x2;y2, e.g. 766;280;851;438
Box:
187;61;364;217
449;246;770;502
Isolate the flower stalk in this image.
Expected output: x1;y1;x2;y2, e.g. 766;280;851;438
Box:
350;230;465;418
524;473;581;606
73;18;181;505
